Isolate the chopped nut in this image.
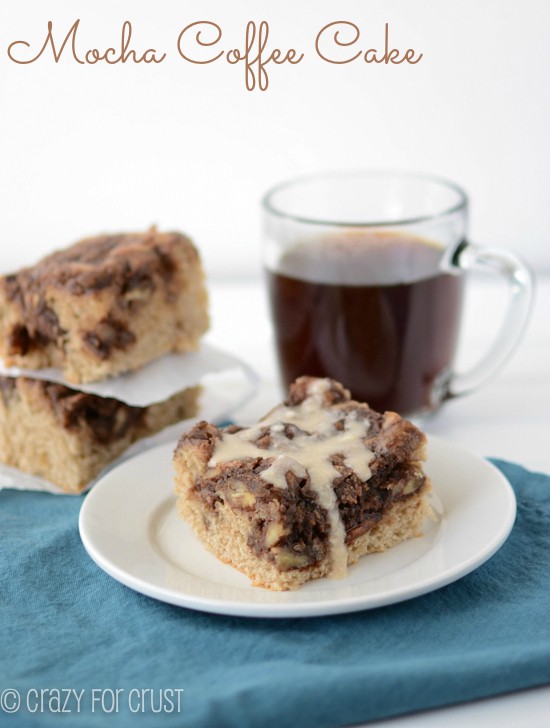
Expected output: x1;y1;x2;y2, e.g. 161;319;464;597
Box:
226;480;256;508
274;548;311;571
264;522;286;548
124;286;152;303
205;464;225;479
402;476;422;495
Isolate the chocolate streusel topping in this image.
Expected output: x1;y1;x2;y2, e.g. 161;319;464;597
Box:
34;379;145;444
1;229;198;356
3;229;196;298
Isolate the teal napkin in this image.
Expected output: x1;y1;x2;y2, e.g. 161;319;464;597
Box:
1;460;549;728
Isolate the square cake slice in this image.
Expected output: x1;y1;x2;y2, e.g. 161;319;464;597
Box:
0;376;200;492
173;376;432;591
0;228;209;383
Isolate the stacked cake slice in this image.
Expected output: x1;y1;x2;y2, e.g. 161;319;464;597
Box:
174;376;432;590
0;228;209;491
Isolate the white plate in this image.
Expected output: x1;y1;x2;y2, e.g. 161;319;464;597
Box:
79;436;516;618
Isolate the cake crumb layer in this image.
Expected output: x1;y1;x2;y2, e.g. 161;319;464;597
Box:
0;375;200;492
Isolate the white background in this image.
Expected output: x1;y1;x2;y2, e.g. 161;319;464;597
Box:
0;0;549;278
1;4;549;726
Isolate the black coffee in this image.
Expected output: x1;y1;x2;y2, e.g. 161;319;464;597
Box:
267;232;464;415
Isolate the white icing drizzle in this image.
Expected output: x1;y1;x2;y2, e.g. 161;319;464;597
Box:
261;455;306;489
208;379;374;579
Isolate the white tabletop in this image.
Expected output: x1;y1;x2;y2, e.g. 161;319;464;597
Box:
205;273;550;728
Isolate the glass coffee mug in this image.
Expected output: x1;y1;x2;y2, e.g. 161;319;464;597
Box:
262;170;534;417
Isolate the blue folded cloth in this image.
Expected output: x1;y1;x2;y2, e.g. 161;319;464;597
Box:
1;459;549;728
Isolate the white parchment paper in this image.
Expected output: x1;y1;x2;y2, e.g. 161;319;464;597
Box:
0;343;248;406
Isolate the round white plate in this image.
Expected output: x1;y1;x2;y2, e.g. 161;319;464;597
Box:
79;436;516;618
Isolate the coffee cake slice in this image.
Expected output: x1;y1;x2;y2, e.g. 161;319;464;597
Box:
173;377;432;591
0;376;200;492
0;228;209;383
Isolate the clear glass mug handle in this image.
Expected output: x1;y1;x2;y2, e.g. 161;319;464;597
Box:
446;242;535;398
